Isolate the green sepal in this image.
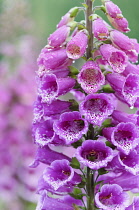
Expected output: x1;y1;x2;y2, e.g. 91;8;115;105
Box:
68;21;78;30
69;99;79;111
70;157;80;169
69;188;86;200
82;3;88;9
78;24;86;30
71;139;83;149
77;180;86;188
100;5;106;13
102;118;112;127
105;141;116;149
70;7;79;18
102;84;115;93
94;180;103;186
98;168;108;175
68;66;79;75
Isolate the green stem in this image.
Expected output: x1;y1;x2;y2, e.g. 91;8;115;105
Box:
85;1;95;209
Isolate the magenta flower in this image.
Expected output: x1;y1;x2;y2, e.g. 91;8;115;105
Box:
33;119;54;146
43;159;81;191
112;110;139;125
36;192;82;210
37;48;70;75
37;74;76;103
126;197;139;210
53;111;88;144
30;145;70;168
110;30;139;62
105;1;130;32
48;25;70;48
100;44;128;73
75;140;114;170
77;61;105;94
79;93;115;126
95;184;129;210
103;122;138;154
122;62;139;77
33;97;71;123
66;30;88;59
106;73;139;107
93;18;109;41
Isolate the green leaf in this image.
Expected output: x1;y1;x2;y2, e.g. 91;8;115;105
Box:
70;157;80;169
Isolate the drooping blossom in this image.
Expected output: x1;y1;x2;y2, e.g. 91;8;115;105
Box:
75;140;114;170
79;93;116;126
53;111;88;144
77;61;105;94
100;44;128;73
66;30;88;59
95;184;129;210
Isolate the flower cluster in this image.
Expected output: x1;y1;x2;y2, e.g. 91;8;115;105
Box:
32;1;139;209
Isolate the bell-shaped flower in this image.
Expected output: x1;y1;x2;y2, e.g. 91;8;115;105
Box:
79;93;115;126
106;149;139;176
37;48;71;75
43;159;81;191
112;110;139;125
48;25;70;48
33;97;71;123
122;62;139;77
53;111;88;145
30;145;71;168
66;30;88;59
95;184;129;210
103;122;139;155
100;44;128;73
93;18;109;41
110;30;139;62
36;191;82;210
77;61;105;94
105;1;130;32
106;73;139;107
75;140;114;170
37;74;76;103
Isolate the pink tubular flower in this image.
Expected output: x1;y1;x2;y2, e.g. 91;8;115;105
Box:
37;73;76;103
103;122;138;155
79;93;116;126
100;44;128;73
110;30;139;62
77;61;105;94
106;73;139;107
37;48;71;76
75;140;114;170
48;25;70;48
66;30;88;59
93;18;109;41
105;1;130;32
95;184;129;210
53;111;88;145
